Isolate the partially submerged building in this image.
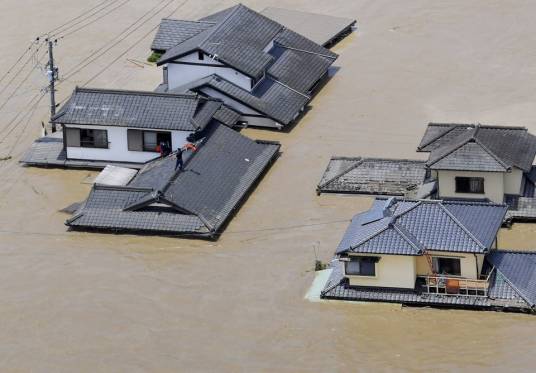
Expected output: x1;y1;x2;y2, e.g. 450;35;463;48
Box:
418;123;536;204
317;157;432;198
152;4;352;130
317;123;536;222
22;88;240;168
321;198;536;313
66;122;279;238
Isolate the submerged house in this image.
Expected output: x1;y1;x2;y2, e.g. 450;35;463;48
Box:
22;88;240;167
418;123;536;204
151;4;344;130
321;198;536;313
66;122;279;238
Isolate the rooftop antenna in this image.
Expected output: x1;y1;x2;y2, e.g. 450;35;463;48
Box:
45;37;59;132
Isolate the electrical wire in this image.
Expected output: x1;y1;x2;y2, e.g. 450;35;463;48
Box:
6;94;46;156
54;0;133;39
83;0;190;86
0;48;47;117
0;40;39;86
0;42;44;98
61;0;173;82
0;92;44;143
42;0;115;37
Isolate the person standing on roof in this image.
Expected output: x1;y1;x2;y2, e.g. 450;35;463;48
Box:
175;143;198;171
175;147;184;171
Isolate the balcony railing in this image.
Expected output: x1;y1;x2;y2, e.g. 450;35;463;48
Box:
419;271;492;297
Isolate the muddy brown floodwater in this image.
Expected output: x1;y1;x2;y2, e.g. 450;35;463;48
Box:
1;0;536;371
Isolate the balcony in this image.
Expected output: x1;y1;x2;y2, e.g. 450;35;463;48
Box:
418;271;493;297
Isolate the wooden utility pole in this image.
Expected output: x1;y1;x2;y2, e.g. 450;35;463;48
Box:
46;39;57;132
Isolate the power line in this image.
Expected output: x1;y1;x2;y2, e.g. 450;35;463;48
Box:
43;0;115;36
61;0;173;81
83;0;190;86
0;48;47;115
54;0;133;39
0;92;45;144
0;41;43;98
6;94;46;156
0;40;39;86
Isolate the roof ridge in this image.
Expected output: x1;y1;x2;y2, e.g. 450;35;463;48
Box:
199;3;243;49
162;18;216;25
494;267;535;308
76;86;203;100
392;223;424;254
273;39;337;59
270;77;310;99
472;137;511;170
426;135;473;167
318;157;364;189
438;203;487;250
418;123;465;150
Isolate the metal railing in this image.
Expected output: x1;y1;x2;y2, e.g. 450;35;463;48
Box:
419;272;492;297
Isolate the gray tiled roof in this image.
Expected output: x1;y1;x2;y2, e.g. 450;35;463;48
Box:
321;260;530;311
487;250;536;307
151;19;215;52
213;105;241;127
66;122;280;238
52;87;225;131
419;123;536;172
183;75;309;125
156;4;337;84
317;157;428;196
505;195;536;221
336;198;507;255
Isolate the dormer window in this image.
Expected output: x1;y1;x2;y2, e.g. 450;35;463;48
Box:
198;51;204;60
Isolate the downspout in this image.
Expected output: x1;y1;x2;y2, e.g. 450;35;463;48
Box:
474;253;479;278
163;65;168;87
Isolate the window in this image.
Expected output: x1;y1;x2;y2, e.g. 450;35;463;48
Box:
345;256;378;276
197;51;204;60
65;128;108;148
455;177;484;194
432;257;461;276
127;129;171;152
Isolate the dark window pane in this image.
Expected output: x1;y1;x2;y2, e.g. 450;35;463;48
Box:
345;257;377;276
433;257;461;276
80;129;108;148
455;177;484;194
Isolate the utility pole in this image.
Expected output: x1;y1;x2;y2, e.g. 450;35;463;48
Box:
46;38;58;132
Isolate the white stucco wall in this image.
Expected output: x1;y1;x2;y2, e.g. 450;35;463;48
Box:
415;251;483;279
345;253;416;289
167;52;253;91
504;167;523;195
65;124;190;163
437;170;505;203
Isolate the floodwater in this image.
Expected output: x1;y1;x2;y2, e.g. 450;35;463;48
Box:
1;0;536;371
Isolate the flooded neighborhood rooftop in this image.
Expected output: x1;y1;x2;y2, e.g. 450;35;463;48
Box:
2;0;536;371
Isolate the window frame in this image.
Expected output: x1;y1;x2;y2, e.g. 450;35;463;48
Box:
141;130;172;153
345;256;379;277
432;256;462;277
78;128;109;149
455;176;485;194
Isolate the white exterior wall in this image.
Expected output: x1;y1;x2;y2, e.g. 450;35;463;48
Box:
167;52;253;91
65;124;190;163
437;170;505;203
504;167;523;195
345;253;416;289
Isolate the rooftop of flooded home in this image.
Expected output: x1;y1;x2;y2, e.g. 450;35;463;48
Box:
2;0;536;372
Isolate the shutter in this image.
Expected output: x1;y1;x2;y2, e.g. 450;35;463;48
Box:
65;127;80;147
127;129;143;151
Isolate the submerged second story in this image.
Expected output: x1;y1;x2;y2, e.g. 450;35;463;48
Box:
418;123;536;203
152;4;343;129
335;198;507;291
51;87;238;164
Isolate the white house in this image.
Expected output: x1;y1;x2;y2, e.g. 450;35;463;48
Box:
51;87;233;164
151;4;338;129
